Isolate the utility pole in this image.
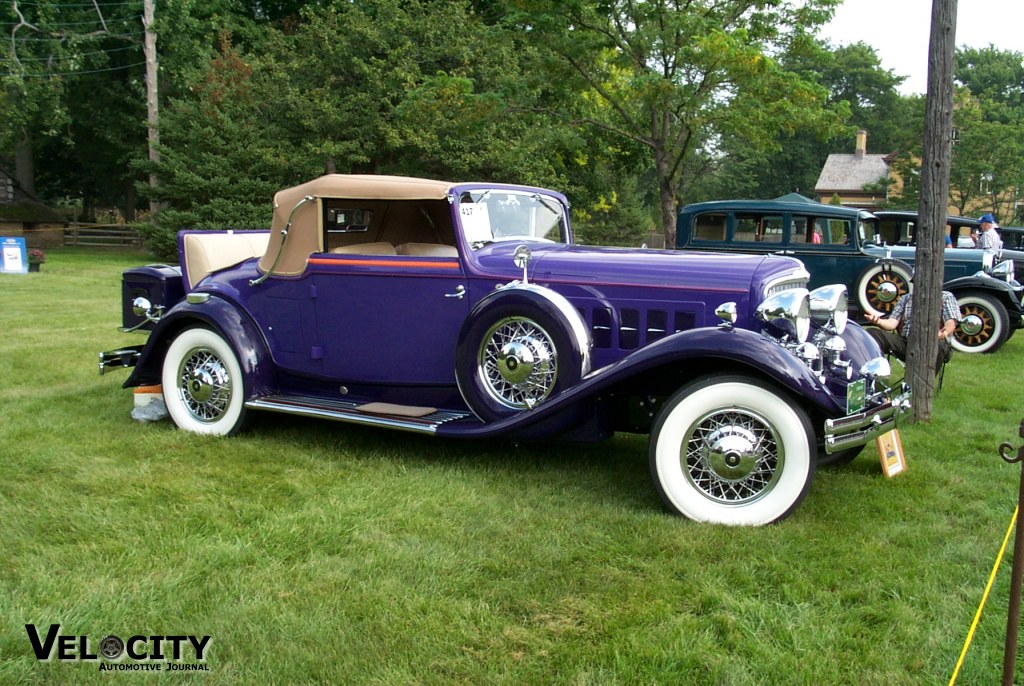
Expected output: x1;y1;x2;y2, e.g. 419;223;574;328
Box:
908;0;957;421
142;0;159;216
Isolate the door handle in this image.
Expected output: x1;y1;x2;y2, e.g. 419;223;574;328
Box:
445;285;466;300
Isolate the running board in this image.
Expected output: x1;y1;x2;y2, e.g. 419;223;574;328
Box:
245;394;472;434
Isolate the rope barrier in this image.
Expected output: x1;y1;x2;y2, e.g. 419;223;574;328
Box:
949;505;1018;685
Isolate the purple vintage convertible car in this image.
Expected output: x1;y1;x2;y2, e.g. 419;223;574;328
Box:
100;175;909;525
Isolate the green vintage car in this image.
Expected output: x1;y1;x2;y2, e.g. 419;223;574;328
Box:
676;198;1024;354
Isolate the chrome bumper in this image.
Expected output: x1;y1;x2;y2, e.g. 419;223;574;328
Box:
823;386;912;454
98;346;143;375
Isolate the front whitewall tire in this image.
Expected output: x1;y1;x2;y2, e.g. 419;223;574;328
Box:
649;376;815;526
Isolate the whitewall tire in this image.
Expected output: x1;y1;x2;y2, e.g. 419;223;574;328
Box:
856;260;913;317
649;375;815;526
952;292;1008;354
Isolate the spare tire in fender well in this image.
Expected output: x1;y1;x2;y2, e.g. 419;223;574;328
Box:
455;284;591;422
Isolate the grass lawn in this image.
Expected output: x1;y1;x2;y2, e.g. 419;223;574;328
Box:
2;247;1023;684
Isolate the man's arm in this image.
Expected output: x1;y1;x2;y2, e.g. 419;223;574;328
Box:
865;311;900;331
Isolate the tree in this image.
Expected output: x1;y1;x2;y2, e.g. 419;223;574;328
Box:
950;47;1024;222
510;0;845;244
890;47;1024;221
955;45;1024;123
142;0;601;254
947;97;1024;221
139;33;308;256
718;37;918;204
0;0;145;198
908;0;957;422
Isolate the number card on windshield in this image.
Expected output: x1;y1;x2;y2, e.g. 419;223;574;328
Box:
460;203;492;245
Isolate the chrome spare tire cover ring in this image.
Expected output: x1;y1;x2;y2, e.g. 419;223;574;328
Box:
176;346;233;423
684;408;784;505
478;316;557;410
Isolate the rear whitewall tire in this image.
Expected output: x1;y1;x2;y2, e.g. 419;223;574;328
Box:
649;375;815;526
162;327;248;436
952;291;1009;354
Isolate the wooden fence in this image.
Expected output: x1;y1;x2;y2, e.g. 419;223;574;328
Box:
64;224;142;248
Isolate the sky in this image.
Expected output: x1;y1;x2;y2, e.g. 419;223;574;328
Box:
819;0;1024;96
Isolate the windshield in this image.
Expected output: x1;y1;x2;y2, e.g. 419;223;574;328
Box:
458;189;567;248
859;218;880;244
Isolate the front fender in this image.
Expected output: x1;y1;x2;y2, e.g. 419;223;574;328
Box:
842;321;884;369
124;295;274;398
588;326;845;413
944;275;1024;317
438;326;846;439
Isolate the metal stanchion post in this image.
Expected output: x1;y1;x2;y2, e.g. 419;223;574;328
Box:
999;419;1024;686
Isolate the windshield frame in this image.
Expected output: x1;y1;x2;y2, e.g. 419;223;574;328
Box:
453;185;571;249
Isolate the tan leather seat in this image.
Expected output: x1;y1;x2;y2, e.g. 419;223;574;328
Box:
329;242;397;255
183;232;270;288
395;242;458;257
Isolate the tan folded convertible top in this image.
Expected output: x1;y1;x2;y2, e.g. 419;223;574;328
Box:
258;175;457;275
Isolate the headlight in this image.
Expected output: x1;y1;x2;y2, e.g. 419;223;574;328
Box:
859;357;891;379
808;284;849;334
991;259;1015;283
756;288;810;343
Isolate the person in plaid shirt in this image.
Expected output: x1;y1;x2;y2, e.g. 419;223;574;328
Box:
865;289;961;373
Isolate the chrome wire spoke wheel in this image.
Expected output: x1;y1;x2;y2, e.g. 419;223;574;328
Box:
478;316;557;410
650;376;814;525
162;327;247;436
683;408;782;505
176;346;233;422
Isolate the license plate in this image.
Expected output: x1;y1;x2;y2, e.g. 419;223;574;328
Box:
847;378;866;414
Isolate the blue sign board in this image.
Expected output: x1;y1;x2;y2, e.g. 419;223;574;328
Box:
1;237;28;274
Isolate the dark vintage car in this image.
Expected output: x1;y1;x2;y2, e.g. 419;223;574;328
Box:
100;175;909;526
991;224;1024;251
676;199;1024;354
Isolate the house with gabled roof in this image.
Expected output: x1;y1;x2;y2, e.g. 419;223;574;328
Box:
814;130;896;210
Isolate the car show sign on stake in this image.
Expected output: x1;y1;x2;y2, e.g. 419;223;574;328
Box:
1;237;28;274
876;429;906;477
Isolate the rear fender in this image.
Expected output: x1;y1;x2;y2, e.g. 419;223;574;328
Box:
123;295;274;397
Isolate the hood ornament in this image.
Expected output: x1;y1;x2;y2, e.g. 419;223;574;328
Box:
513;244;532;285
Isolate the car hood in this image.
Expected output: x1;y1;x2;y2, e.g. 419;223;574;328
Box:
472;242;806;295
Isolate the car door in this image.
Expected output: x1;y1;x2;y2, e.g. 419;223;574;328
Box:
306;252;469;384
775;213;869;293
